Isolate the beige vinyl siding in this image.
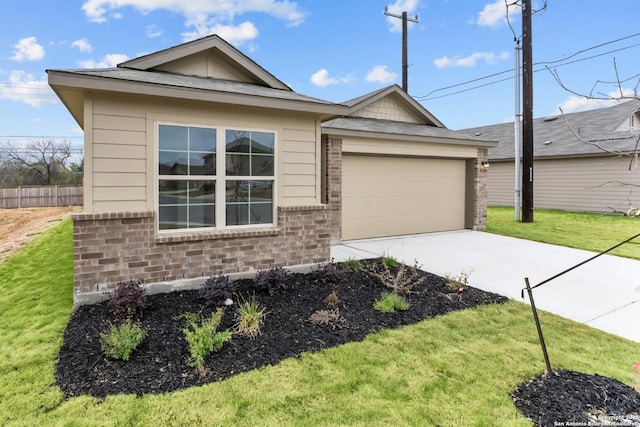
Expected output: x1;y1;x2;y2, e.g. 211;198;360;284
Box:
488;156;640;212
155;50;256;82
86;93;320;212
342;136;479;158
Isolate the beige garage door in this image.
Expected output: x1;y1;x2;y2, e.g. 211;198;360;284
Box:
342;155;466;240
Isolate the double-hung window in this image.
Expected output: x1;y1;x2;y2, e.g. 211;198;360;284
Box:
158;124;275;231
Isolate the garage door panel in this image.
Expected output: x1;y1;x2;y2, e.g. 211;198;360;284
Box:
342;155;465;240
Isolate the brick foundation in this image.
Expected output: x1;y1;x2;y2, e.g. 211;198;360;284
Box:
323;136;342;243
473;147;489;230
72;205;330;301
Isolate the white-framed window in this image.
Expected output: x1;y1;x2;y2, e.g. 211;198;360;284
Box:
157;124;275;231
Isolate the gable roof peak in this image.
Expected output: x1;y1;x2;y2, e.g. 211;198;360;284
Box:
118;34;290;90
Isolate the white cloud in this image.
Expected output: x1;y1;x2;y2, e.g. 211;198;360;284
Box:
365;65;398;84
10;37;45;62
146;24;163;38
477;0;520;29
71;39;92;53
0;71;57;107
310;69;339;87
385;0;420;33
182;21;258;44
434;51;509;68
556;88;637;114
81;0;307;43
77;53;129;68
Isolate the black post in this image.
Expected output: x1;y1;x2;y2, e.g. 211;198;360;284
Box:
521;0;534;222
524;277;552;374
402;11;408;92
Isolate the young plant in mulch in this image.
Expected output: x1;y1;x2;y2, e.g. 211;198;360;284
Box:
108;279;146;321
199;275;235;307
99;319;147;361
180;308;231;377
373;292;410;313
371;258;425;295
445;271;471;293
312;259;343;285
342;257;363;272
381;253;399;268
308;309;347;329
234;295;266;339
254;266;290;295
323;290;341;307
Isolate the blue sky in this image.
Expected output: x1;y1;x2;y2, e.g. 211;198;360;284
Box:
1;0;639;155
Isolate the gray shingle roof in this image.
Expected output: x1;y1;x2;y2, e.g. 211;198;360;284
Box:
458;99;640;160
322;117;495;144
56;67;337;106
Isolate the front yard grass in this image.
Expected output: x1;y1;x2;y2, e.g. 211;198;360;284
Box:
487;206;640;260
1;219;639;426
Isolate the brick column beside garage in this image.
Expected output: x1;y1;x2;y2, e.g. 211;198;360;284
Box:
72;205;330;298
473;147;489;230
323;136;342;243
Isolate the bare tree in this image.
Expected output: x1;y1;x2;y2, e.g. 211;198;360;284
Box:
0;139;76;185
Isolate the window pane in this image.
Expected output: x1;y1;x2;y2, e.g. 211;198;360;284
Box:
159;205;187;230
189;204;215;228
189;181;216;204
226;181;249;203
250;181;273;202
189;127;216;152
251;132;274;154
159;151;189;175
226;130;250;153
159;180;187;204
190;153;215;175
250;203;273;224
159;125;187;150
251;155;274;176
226;204;248;226
226;154;251;176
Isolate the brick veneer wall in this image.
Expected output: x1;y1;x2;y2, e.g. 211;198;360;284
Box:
72;205;330;299
323;136;342;242
473;147;489;230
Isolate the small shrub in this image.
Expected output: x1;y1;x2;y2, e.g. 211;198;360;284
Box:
254;266;290;295
308;309;347;329
199;275;235;306
445;271;471;292
109;279;146;320
372;260;425;295
323;290;341;306
342;257;363;272
312;259;343;285
99;319;147;361
181;308;232;376
374;292;410;313
235;295;266;338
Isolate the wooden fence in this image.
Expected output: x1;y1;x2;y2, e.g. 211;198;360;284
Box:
0;185;83;208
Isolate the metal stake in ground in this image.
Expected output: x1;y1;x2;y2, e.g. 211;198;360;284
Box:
523;277;552;374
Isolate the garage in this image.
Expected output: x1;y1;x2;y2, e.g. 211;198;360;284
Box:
342;154;466;240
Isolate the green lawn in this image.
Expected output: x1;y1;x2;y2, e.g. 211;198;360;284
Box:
1;218;639;426
486;206;640;260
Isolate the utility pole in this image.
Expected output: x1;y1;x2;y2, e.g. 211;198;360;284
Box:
514;38;522;221
384;7;419;93
521;0;534;222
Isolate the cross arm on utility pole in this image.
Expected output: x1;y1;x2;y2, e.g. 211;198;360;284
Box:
384;7;419;93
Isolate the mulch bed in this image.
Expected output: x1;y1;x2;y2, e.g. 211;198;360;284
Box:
56;258;640;424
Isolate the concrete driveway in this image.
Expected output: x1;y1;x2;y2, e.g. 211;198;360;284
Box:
331;230;640;343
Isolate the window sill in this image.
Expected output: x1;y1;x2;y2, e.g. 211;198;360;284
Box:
155;226;280;244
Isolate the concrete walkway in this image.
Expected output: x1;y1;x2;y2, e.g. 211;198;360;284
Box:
331;230;640;343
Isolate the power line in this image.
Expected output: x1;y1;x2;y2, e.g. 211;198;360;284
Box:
414;32;640;101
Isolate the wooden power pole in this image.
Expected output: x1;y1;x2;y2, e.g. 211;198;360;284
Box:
384;7;419;93
521;0;534;222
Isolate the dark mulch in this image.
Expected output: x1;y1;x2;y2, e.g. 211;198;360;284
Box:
512;370;640;427
56;257;640;425
56;258;507;398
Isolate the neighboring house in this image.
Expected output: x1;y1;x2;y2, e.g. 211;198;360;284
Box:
47;34;495;304
460;99;640;213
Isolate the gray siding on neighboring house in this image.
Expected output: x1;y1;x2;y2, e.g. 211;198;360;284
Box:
489;156;640;213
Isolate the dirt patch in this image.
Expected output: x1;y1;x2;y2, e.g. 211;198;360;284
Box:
0;206;79;262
